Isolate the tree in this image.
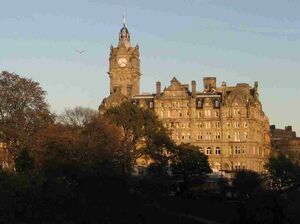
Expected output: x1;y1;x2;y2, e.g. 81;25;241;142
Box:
15;148;35;173
171;144;211;181
233;170;262;197
105;102;174;173
265;153;299;192
35;116;123;169
0;71;53;165
57;106;98;127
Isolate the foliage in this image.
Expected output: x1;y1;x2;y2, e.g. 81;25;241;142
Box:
15;148;35;173
233;170;262;197
171;144;211;180
0;71;53;158
35;116;123;169
105;102;174;173
265;153;300;191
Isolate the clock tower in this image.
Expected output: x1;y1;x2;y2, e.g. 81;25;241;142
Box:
108;17;141;98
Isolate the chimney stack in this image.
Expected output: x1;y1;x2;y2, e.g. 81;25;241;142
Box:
191;80;196;97
156;81;161;96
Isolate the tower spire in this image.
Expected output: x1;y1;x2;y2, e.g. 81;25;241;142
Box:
122;15;126;27
119;15;131;48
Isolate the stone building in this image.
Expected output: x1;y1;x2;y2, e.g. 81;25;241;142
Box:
100;20;271;173
270;125;300;152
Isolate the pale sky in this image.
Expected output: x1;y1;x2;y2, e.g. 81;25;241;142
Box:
1;0;300;135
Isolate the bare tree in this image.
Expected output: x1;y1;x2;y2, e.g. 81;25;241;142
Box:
57;106;98;127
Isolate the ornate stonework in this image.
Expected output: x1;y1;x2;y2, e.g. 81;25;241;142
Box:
100;21;140;113
100;21;271;173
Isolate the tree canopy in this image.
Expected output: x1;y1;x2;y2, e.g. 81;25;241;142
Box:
105;102;174;172
171;143;211;180
265;153;300;191
0;71;53;166
233;170;262;197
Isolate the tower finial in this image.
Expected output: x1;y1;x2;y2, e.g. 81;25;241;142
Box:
122;15;126;27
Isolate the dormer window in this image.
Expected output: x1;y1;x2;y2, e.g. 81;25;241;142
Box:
197;100;203;108
149;101;154;108
214;100;220;108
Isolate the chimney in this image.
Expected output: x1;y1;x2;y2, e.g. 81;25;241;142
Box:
285;126;292;132
191;80;196;97
156;81;161;96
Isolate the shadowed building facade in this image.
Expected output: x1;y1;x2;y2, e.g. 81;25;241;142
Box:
100;20;271;173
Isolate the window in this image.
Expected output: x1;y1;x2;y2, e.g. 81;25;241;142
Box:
206;147;212;155
182;134;185;140
215;147;221;155
234;132;240;142
215;100;219;107
160;103;164;107
205;122;211;129
179;111;182;117
235;163;241;170
160;111;163;117
242;146;246;154
235;146;241;154
244;132;248;140
188;122;191;128
233;109;240;116
226;110;230;117
205;110;211;117
167;111;171;118
149;101;154;108
227;132;231;140
197;133;203;140
215;110;219;117
244;122;248;128
197;111;202;118
197;100;202;108
215;122;220;128
234;121;240;128
187;133;191;140
206;132;211;140
199;147;203;153
215;132;221;140
176;133;179;140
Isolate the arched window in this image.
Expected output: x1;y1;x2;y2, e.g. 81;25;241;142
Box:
215;147;221;155
206;147;212;155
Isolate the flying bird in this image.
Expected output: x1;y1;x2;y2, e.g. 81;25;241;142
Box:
76;50;86;54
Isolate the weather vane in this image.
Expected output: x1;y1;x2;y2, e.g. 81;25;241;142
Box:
122;15;126;27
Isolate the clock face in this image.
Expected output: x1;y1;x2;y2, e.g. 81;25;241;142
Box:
118;57;127;67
